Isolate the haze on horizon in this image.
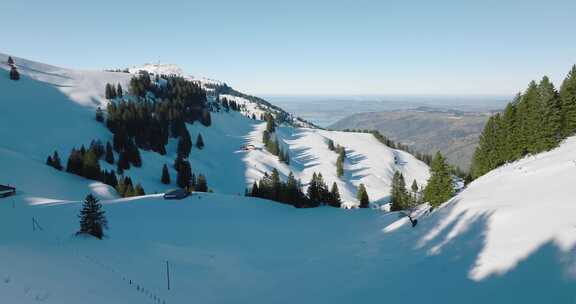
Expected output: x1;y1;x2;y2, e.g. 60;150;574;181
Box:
2;0;575;96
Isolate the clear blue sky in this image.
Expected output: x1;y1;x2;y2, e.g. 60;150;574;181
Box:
3;0;575;95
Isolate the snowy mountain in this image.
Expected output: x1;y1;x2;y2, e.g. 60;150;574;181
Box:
0;53;429;207
2;53;576;303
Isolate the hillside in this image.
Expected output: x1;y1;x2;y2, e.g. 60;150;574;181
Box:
2;134;576;303
0;53;429;208
330;109;493;171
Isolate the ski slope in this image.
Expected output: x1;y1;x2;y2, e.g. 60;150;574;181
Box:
1;53;576;303
2;136;576;303
0;53;429;206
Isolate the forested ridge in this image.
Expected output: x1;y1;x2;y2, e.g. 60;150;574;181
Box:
471;65;576;179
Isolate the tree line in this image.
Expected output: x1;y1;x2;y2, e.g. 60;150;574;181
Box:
103;73;211;156
47;140;145;198
247;169;369;208
471;65;576;179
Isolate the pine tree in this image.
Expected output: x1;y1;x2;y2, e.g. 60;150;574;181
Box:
329;182;342;208
251;181;259;197
176;159;192;189
116;84;123;98
560;65;576;137
51;151;63;171
134;183;145;196
390;171;409;211
423;152;454;208
196;133;204;149
201;110;212;126
196;174;208;192
177;129;192;158
82;149;101;180
105;142;114;164
161;164;171;184
357;184;369;208
9;66;19;80
78;194;108;239
411;179;419;204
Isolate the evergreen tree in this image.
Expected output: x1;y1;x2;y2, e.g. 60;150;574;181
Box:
357;184;369;208
196;174;208;192
176;159;192;189
134;183;145;196
390;171;409;211
411;179;419;204
116;84;123;98
9;66;19;80
201;110;212;126
328;182;342;208
560;65;576;137
177;129;192;158
265;113;276;133
78;194;108;239
423;152;454;208
105;142;114;164
117;150;131;171
251;181;259;197
196;133;205;149
51;151;63;171
161;164;171;184
82;149;101;180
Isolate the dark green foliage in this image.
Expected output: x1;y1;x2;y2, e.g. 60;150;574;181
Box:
82;149;101;180
116;84;123;98
177;129;192;158
390;171;410;211
9;66;19;80
265;113;276;133
201;110;212;126
423;152;454;208
105;74;207;156
116;176;135;197
196;174;208;192
176;158;192;189
357;184;370;208
196;133;205;149
327;139;335;151
249;170;309;208
46;151;63;171
470;67;576;179
560;65;576;137
78;194;108;239
105;142;114;164
134;183;146;196
96;107;104;122
336;145;346;177
161;164;171;184
105;83;117;99
306;172;330;207
328;182;342;208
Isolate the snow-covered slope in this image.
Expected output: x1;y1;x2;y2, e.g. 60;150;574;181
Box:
2;136;576;303
2;53;576;303
0;53;429;207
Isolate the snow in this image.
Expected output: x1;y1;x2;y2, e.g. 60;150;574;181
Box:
3;53;576;303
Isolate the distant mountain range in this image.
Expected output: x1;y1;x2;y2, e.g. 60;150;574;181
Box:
330;108;498;171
